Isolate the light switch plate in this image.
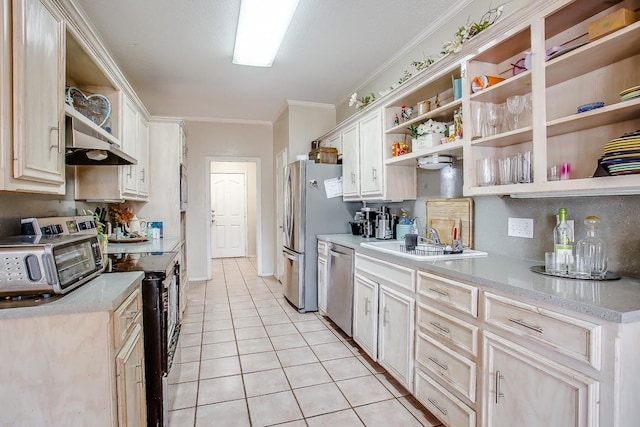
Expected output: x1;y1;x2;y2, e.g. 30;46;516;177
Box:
508;217;534;238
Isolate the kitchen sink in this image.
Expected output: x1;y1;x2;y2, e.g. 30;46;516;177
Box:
360;240;488;261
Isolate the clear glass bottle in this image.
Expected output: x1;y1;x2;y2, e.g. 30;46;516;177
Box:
575;215;607;279
553;208;573;273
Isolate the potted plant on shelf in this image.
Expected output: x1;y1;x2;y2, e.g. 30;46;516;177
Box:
408;119;447;150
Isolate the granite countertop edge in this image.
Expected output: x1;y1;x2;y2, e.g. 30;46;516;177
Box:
0;272;145;320
106;237;183;254
318;234;640;324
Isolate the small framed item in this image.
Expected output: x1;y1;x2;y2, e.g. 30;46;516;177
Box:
65;86;111;129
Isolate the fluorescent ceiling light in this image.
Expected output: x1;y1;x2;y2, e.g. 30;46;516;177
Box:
233;0;300;67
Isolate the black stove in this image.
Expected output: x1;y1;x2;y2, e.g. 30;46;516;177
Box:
107;252;178;274
106;250;181;427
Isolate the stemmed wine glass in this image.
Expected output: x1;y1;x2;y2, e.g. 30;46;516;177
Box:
485;103;503;136
506;95;526;129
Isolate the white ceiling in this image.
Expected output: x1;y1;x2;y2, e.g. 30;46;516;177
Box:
76;0;465;123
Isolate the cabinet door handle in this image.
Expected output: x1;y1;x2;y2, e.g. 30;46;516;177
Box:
351;172;356;184
429;321;450;334
508;317;544;333
136;363;144;384
49;125;60;152
429;287;449;296
428;356;449;371
364;297;371;315
372;167;377;181
127;166;133;178
383;306;389;326
495;370;505;404
140;168;146;183
427;398;448;416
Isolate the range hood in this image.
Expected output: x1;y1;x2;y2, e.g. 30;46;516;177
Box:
64;113;136;166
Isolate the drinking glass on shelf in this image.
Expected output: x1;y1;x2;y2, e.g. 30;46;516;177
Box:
485;103;503;136
477;157;497;186
506;95;525;129
498;157;515;185
517;150;532;183
470;101;486;139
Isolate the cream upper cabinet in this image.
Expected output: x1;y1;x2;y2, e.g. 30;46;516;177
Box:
137;115;149;197
341;123;359;198
121;97;149;199
0;0;65;194
339;108;416;201
75;95;149;202
483;332;598;427
359;109;384;198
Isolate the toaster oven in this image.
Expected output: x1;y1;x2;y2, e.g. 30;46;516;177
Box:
0;234;104;297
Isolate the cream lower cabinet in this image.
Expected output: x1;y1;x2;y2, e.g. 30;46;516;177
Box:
0;0;66;194
317;240;328;315
0;285;146;426
483;331;598;427
353;253;415;391
115;322;146;427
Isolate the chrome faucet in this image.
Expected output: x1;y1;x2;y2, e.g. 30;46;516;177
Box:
428;227;441;245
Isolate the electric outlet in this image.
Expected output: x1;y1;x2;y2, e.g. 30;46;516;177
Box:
508;217;534;238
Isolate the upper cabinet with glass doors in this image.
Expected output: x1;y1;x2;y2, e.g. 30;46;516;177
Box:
463;0;640;197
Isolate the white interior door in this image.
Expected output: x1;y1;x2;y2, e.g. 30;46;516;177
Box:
275;148;287;282
211;173;247;258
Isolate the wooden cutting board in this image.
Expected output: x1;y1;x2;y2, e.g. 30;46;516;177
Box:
425;198;474;248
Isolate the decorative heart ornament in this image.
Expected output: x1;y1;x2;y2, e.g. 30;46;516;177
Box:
65;86;112;129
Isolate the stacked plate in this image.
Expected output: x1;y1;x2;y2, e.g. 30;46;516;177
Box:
417;155;453;170
620;85;640;102
601;130;640;176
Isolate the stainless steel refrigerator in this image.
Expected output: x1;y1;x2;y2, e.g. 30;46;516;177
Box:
282;160;356;312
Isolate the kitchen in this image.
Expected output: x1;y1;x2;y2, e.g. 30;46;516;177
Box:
1;0;640;426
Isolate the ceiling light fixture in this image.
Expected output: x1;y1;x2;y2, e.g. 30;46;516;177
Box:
232;0;300;67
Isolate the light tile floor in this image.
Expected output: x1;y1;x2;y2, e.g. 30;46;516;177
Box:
168;257;443;427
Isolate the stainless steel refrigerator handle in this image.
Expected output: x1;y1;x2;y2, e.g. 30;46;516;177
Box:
284;167;293;242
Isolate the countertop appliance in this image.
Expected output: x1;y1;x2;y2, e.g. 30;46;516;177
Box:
327;243;354;336
282;160;356;312
107;251;180;427
21;215;98;236
0;234;104;297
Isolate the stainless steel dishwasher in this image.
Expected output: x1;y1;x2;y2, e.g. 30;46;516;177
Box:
326;243;354;337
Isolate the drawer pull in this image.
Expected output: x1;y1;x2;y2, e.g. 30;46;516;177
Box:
495;370;505;404
428;356;449;371
429;321;450;334
429;287;449;296
508;317;544;333
427;398;448;416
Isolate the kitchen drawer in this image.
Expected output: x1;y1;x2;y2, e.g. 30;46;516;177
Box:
355;253;415;292
417;271;478;318
415;369;476;427
114;287;142;348
417;302;479;356
318;240;328;258
416;331;476;402
484;292;601;369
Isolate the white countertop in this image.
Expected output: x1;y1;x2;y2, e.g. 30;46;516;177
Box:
319;234;640;324
106;237;183;254
0;272;144;320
